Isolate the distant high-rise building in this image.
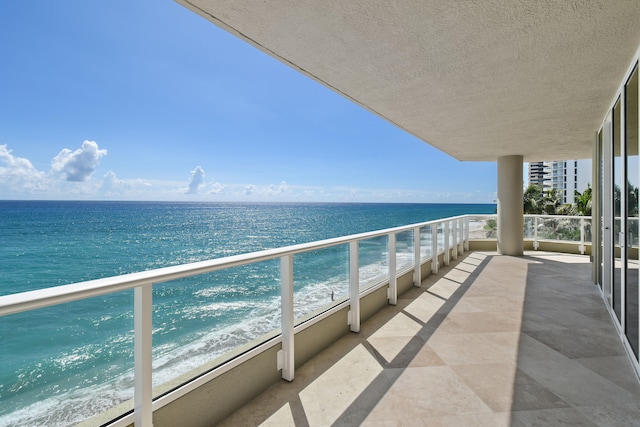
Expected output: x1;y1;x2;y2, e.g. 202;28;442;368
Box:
528;161;546;187
528;159;591;204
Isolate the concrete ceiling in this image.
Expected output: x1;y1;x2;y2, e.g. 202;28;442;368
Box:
177;0;640;162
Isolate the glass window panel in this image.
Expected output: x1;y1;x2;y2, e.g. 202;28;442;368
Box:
625;65;639;357
598;128;604;288
614;97;623;322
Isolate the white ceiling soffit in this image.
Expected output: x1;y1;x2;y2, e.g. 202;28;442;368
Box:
177;0;640;162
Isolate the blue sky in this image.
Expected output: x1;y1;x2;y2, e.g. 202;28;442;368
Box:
0;1;497;203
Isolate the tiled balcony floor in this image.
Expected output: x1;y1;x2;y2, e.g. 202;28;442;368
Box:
219;252;640;426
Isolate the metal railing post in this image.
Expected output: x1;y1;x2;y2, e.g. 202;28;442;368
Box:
444;221;450;266
134;284;153;427
452;220;458;260
388;233;397;305
431;224;439;274
414;227;422;287
349;241;360;332
279;255;295;381
534;216;539;250
579;217;586;255
463;217;470;251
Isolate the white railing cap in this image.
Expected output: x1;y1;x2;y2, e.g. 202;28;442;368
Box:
0;215;471;317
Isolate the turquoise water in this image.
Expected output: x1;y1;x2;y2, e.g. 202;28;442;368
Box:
0;201;495;426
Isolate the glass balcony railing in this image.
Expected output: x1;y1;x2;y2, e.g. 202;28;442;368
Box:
0;215;471;426
469;214;595;254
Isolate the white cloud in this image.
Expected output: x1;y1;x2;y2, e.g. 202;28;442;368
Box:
209;182;224;194
51;140;107;182
0;145;46;187
100;171;132;195
0;144;498;202
186;166;205;194
269;180;288;194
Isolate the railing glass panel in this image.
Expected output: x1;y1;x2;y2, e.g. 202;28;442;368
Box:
152;260;281;397
396;230;414;271
467;215;496;239
584;218;592;243
359;235;390;291
537;217;581;242
437;223;445;252
293;245;349;321
448;222;454;248
629;217;639;247
0;292;134;426
419;225;432;260
524;216;535;239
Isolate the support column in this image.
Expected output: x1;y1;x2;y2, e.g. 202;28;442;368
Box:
497;155;524;256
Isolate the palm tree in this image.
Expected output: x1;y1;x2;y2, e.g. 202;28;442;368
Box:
543;188;562;215
574;185;592;216
523;184;544;214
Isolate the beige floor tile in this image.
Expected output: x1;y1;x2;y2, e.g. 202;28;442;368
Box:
368;312;422;339
258;402;297;427
367;335;416;364
426;277;461;299
428;331;520;365
442;269;470;285
417;412;512;427
576;402;640;427
436;311;523;334
455;261;478;273
299;344;384;426
402;292;445;323
451;363;569;412
518;358;638;407
516;333;569;362
511;407;599;427
462;256;485;266
363;366;492;421
449;295;523;313
574;356;640;393
406;343;446;367
525;327;626;359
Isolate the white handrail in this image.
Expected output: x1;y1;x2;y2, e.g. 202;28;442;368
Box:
0;215;468;317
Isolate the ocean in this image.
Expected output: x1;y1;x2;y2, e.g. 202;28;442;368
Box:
0;201;495;426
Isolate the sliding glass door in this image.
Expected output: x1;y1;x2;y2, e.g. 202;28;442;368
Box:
625;66;639;357
613;98;623;322
604;64;640;360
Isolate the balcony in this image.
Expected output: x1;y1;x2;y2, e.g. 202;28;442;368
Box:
1;214;638;426
218;251;640;426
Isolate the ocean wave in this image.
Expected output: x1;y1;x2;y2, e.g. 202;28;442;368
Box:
1;202;497;426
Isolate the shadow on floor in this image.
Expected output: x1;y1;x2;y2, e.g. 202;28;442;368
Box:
218;252;640;426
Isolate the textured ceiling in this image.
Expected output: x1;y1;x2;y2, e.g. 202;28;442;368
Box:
177;0;640;162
